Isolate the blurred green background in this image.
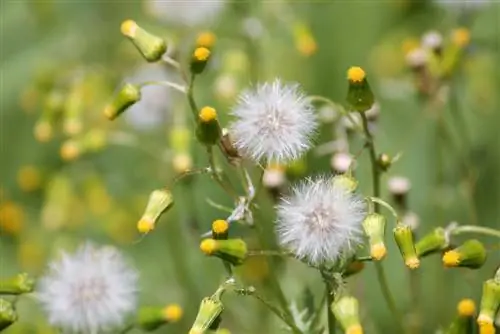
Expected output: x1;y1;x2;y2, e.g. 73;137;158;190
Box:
1;0;499;333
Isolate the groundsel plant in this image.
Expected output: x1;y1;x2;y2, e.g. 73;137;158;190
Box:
5;13;500;334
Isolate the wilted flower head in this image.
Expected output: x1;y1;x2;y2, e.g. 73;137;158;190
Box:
145;0;225;27
276;176;367;264
37;243;138;334
229;79;317;163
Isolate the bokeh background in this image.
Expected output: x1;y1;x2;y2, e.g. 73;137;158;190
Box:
1;0;499;333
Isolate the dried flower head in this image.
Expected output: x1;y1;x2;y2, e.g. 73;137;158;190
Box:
37;243;138;333
229;79;317;163
276;176;367;264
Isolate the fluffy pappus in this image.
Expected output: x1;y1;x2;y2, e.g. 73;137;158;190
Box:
229;79;317;163
276;176;367;264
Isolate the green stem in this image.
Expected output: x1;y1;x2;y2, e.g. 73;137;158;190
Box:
247;250;291;257
139;80;186;94
359;111;404;331
206;146;239;200
187;74;199;120
450;225;500;239
320;269;336;334
367;197;399;221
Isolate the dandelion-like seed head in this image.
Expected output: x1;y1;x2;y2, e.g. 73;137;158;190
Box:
36;243;138;334
276;176;367;264
229;79;317;163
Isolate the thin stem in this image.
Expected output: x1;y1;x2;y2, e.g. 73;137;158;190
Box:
139;80;186;94
247;250;291;257
308;95;363;132
359;111;404;331
320;270;336;334
450;225;500;239
187;74;199;120
207;146;239;200
367;197;399;221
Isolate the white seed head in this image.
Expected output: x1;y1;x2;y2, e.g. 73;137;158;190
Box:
146;0;225;27
276;176;367;264
37;243;138;334
388;176;411;195
330;152;353;173
405;48;428;68
229;79;317;163
421;30;443;50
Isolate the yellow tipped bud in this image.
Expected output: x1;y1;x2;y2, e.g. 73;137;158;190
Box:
332;295;362;333
393;224;420;270
121;20;166;62
104;83;141;120
190;296;224;334
458;299;476;317
163;304;183;323
442;239;486;269
479;322;496;334
478;279;500;328
34;121;53;143
362;213;386;261
197;31;216;48
0;298;17;331
347;67;366;83
212;220;229;240
200;238;248;266
60;140;81;161
138;189;174;234
191;47;211;74
371;243;387;261
199;106;217;123
452;28;471;48
172;153;193;174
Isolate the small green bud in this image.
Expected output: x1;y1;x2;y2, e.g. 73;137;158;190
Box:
477;279;500;327
0;273;35;295
393;224;420;270
190;296;224;334
191;47;211;75
415;227;448;257
137;189;174;234
196;106;221;146
442;239;486;269
121;20;167;62
332;174;358;193
331;295;363;334
200;238;248;266
346;66;375;112
446;299;476;334
137;304;183;331
362;213;387;261
0;298;17;331
378;153;392;172
104;83;141;120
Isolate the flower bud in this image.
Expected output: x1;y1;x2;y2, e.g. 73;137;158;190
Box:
442;239;486;269
0;273;35;295
331;152;353;174
190;296;224;334
332;174;358;193
121;20;167;62
479;322;496;334
362;213;387;261
343;260;365;278
200;238;248;266
191;47;211;75
477;279;500;327
446;299;476;334
378;153;392;172
137;189;174;234
212;219;229;240
346;66;375;112
393;224;420;269
331;295;363;334
137;304;183;331
0;298;17;331
196;31;216;49
104;83;141;120
196;106;221;146
415;227;448;257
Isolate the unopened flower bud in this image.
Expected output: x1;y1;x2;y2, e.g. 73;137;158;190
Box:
137;304;183;331
0;298;17;331
346;66;375;112
0;273;34;295
196;106;221;146
447;299;476;334
331;295;363;334
196;31;216;49
212;220;229;240
104;83;141;120
60;139;81;161
478;322;495;334
415;227;448;257
332;174;358;193
190;296;224;334
121;20;167;62
343;260;365;278
331;152;353;174
442;239;486;269
362;213;387;261
394;224;420;269
477;279;500;328
200;238;248;266
59;130;107;162
378;153;392;172
137;189;174;234
191;47;211;75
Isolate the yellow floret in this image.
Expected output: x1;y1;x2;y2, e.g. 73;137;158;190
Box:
196;31;216;48
405;257;421;270
121;19;138;37
370;243;387;261
137;218;154;234
453;28;471;48
442;250;460;267
457;299;475;317
199;106;217;122
212;220;229;234
194;47;211;62
200;239;218;255
163;304;183;322
347;66;366;83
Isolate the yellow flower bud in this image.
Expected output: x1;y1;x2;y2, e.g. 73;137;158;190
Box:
191;47;211;74
190;296;224;334
477;279;500;328
137;189;174;234
346;66;375;112
197;31;216;48
121;19;167;62
104;83;141;120
452;28;471;48
442;239;486;269
362;213;387;261
415;227;448;257
332;295;363;334
393;224;420;269
212;219;229;240
196;106;221;146
0;202;24;236
200;238;248;266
